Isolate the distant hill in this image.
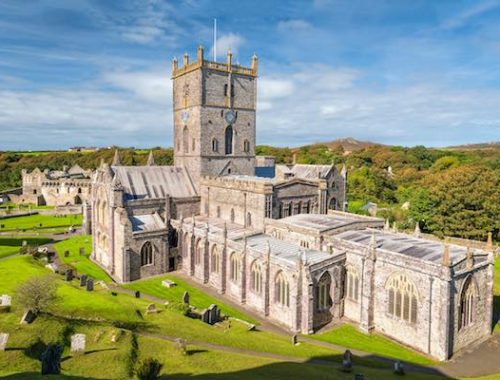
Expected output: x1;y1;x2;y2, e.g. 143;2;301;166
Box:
306;137;384;154
444;141;500;150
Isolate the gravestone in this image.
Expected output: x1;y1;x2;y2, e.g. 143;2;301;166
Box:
182;291;189;305
64;250;69;257
111;329;123;343
394;360;405;375
207;304;220;325
41;344;63;375
20;310;36;324
146;304;157;314
86;278;94;291
0;295;11;306
354;375;365;380
247;324;256;331
161;279;176;288
80;275;88;287
22;240;27;247
65;269;73;282
79;247;85;256
70;334;86;354
200;309;209;324
45;263;58;273
291;335;297;345
0;333;9;351
175;338;187;355
341;349;352;372
135;291;140;299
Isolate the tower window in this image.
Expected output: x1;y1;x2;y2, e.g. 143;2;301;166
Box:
231;84;235;97
225;126;233;155
212;138;219;152
224;84;228;96
243;139;250;153
192;138;196;151
183;126;189;153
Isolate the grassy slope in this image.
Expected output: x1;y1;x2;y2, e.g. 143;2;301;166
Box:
0;237;54;259
0;213;82;232
123;274;255;323
0;245;20;259
53;235;111;282
311;324;436;366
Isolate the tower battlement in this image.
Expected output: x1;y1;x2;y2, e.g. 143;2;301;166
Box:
172;46;258;79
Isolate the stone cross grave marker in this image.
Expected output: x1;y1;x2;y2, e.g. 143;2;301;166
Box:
0;333;9;351
86;278;94;291
70;334;86;354
183;291;189;305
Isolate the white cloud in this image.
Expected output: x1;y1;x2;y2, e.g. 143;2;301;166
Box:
441;0;500;30
277;19;312;32
209;33;245;60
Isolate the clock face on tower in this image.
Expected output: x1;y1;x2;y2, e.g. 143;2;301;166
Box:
224;110;236;125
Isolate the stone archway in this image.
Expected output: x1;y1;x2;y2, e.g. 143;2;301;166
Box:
313;271;334;329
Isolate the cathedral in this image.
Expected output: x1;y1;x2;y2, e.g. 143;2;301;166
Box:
90;46;494;361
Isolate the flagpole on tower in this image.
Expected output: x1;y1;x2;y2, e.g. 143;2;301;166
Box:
213;18;217;61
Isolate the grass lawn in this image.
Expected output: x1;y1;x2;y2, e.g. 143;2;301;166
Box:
53;235;111;282
0;213;82;233
123;274;256;324
0;236;54;259
310;324;436;366
0;245;20;259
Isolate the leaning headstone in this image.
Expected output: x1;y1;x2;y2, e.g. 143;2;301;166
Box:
41;344;63;375
0;295;11;313
182;291;189;305
20;310;36;324
247;324;256;331
291;335;297;345
64;250;69;258
146;304;157;314
174;338;187;355
110;329;123;343
135;291;140;299
70;334;86;354
394;360;405;375
65;269;73;282
0;333;9;351
80;275;88;287
79;247;85;256
86;278;94;291
45;263;58;273
161;279;176;288
200;309;209;324
341;349;352;372
207;304;220;325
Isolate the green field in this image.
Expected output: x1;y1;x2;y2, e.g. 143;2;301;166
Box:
123;274;256;324
53;235;111;282
0;213;82;233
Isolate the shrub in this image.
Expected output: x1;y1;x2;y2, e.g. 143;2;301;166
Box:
15;275;58;314
135;357;163;380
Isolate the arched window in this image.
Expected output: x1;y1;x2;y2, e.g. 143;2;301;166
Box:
460;277;476;330
212;138;219;152
317;272;332;311
243;139;250;153
275;271;290;307
246;212;252;227
230;208;235;223
211;245;220;274
225;126;233;155
78;187;82;194
141;242;153;266
195;239;203;265
346;267;360;302
230;253;240;282
183;126;189;153
386;274;418;323
251;261;263;294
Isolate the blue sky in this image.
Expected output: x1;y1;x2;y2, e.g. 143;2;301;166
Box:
1;0;500;150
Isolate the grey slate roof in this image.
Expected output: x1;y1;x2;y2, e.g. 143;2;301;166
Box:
336;229;472;265
278;213;384;233
131;213;167;232
276;164;333;179
113;166;197;200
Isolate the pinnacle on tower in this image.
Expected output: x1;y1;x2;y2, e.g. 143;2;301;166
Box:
466;246;473;269
384;219;390;231
147;151;156;166
442;243;450;267
414;222;421;238
486;232;493;251
112;149;121;166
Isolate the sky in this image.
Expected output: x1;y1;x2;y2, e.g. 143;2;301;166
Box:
1;0;500;150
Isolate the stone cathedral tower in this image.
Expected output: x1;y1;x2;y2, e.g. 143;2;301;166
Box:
172;46;258;189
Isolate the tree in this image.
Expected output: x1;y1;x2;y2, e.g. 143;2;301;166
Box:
135;358;163;380
16;275;58;314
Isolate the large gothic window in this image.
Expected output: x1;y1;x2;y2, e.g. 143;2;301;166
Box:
225;126;233;155
317;272;333;311
251;261;263;295
275;271;290;307
182;126;189;153
459;277;476;330
211;245;220;274
386;274;418;324
141;242;153;266
346;266;360;302
230;253;240;282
